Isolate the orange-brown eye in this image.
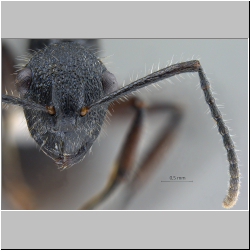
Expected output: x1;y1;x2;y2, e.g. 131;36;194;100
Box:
80;106;88;116
46;105;55;115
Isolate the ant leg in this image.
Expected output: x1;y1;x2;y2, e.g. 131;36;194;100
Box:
2;46;36;209
2;139;36;210
116;104;183;209
131;104;182;189
79;99;182;210
79;98;148;210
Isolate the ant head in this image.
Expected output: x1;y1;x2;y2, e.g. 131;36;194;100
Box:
16;42;118;168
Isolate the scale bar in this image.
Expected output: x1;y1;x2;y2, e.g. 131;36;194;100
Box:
161;181;193;182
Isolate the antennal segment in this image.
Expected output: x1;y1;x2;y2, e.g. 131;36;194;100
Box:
2;94;47;113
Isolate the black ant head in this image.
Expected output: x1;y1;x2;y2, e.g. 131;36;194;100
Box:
15;42;118;168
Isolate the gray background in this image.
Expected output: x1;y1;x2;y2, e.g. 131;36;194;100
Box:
2;39;248;211
1;2;249;38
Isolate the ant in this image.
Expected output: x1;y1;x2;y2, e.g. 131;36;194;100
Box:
1;39;240;210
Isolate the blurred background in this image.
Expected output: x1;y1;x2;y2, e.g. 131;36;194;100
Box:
1;39;248;210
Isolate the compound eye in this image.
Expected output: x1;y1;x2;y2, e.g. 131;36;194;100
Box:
15;67;32;96
80;106;88;116
46;105;56;115
102;70;118;95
